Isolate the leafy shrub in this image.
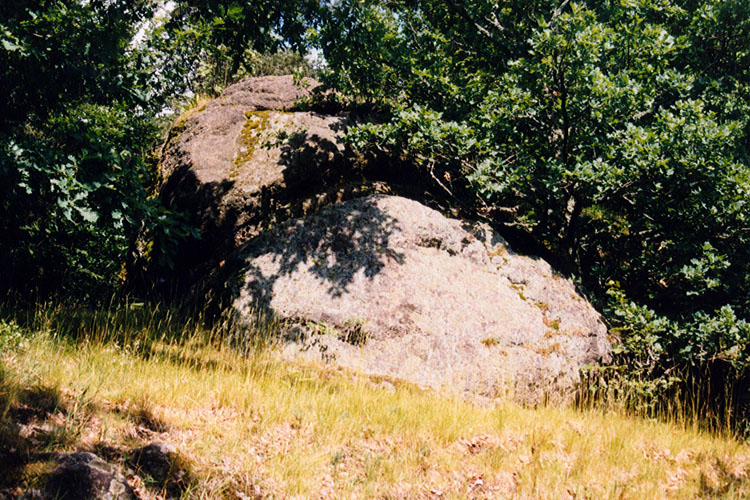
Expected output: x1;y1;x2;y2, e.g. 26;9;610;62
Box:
0;1;319;301
0;320;24;351
316;0;750;427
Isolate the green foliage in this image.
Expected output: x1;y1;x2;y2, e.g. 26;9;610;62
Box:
239;50;319;80
156;0;322;96
318;0;750;424
0;1;164;300
0;320;24;352
0;1;322;301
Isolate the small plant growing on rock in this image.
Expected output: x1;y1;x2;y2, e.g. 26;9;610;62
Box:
534;301;550;313
481;337;499;348
306;321;338;337
543;316;561;331
342;318;369;346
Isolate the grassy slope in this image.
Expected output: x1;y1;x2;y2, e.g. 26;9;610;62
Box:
1;307;749;499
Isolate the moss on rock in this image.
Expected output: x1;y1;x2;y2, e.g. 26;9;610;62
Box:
232;110;274;177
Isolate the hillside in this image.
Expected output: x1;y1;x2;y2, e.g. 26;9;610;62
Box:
1;309;749;499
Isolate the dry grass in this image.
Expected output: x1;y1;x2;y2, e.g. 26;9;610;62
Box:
1;305;749;499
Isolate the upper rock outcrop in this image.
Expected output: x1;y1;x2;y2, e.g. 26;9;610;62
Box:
158;76;354;283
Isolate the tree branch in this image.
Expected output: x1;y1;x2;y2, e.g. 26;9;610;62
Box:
444;0;499;40
552;0;571;21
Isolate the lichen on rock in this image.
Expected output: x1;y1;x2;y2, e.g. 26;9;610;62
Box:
232;109;274;176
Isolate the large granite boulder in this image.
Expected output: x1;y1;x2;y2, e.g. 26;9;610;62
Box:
156;76;612;401
228;194;611;403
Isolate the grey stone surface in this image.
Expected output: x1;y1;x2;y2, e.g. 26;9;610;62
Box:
230;194;612;403
44;452;135;500
128;442;187;495
128;443;177;483
156;76;350;282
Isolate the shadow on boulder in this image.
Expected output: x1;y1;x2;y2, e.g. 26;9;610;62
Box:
227;195;404;317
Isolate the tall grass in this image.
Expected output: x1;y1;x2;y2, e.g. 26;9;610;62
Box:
577;362;744;440
1;302;749;498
